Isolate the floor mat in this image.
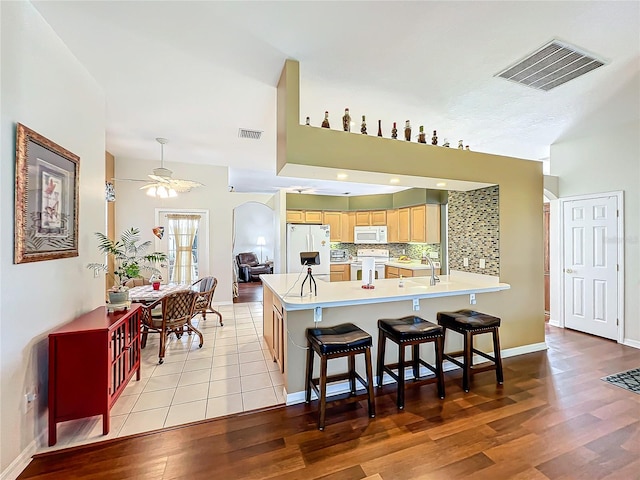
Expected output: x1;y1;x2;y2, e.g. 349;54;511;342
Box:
601;367;640;394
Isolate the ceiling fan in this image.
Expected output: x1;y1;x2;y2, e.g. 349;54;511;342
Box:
114;138;204;198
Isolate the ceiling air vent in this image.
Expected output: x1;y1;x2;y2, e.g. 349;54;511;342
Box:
238;128;263;140
495;39;606;91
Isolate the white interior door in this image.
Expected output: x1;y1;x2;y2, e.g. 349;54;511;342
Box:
563;196;618;339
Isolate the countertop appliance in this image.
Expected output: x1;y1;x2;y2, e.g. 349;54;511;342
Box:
354;226;387;244
330;249;349;263
350;248;389;281
286;224;331;276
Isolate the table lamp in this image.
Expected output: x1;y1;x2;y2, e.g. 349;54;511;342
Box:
257;236;266;263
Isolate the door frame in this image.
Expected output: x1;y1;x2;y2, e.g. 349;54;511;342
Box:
558;191;624;343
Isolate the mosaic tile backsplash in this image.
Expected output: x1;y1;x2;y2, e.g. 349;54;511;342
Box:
332;243;441;261
448;185;500;276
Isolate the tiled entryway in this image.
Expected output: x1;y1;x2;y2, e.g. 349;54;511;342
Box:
42;301;284;453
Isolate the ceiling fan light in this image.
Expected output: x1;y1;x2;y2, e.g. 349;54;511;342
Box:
157;185;168;198
168;188;178;197
146;186;157;197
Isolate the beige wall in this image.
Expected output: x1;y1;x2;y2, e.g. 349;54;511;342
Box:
551;120;640;344
1;2;106;473
113;157;276;302
278;60;545;356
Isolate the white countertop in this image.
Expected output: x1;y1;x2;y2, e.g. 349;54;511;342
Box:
385;260;438;270
261;272;510;311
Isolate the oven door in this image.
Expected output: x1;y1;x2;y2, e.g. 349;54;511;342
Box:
350;263;386;281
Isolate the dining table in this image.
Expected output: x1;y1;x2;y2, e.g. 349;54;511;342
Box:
128;283;191;304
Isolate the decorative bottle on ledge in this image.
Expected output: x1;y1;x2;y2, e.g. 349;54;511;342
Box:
361;115;367;135
391;122;398;139
417;126;426;143
404;120;411;141
342;108;351;132
458;140;464;149
432;130;438;145
321;111;330;128
305;117;310;126
377;120;383;137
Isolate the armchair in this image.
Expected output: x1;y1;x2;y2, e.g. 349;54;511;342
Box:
235;252;272;282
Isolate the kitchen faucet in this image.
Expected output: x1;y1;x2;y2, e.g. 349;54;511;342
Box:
424;255;439;286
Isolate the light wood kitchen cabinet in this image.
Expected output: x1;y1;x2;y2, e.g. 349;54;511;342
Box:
286;210;324;224
305;210;323;224
370;210;387;226
262;287;284;373
410;204;441;243
330;264;351;282
286;210;304;223
355;211;371;226
386;209;399;243
398;207;410;242
342;212;355;243
323;211;342;241
386;265;440;278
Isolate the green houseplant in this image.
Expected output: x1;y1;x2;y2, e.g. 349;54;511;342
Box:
87;227;167;302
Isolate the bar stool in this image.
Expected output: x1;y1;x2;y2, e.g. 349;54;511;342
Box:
437;309;503;392
376;316;445;409
305;323;376;430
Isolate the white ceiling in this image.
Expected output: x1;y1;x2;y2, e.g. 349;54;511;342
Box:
33;1;639;195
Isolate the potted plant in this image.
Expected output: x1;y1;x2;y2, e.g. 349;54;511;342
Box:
87;227;167;304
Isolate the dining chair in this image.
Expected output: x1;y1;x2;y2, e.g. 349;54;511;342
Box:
140;289;201;364
191;276;223;326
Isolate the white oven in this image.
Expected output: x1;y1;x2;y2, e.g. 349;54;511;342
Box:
350;248;389;281
354;226;387;244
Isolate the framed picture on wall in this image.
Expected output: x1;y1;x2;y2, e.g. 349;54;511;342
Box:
14;123;80;263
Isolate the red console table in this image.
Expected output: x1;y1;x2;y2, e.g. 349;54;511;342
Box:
48;304;141;446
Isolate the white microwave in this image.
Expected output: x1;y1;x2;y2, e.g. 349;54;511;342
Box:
354;226;388;244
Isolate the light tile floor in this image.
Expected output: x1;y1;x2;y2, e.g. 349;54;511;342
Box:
42;301;285;453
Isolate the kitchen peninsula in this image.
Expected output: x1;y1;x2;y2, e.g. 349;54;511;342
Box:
262;272;510;403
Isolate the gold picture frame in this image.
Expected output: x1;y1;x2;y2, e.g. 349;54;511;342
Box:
15;123;80;263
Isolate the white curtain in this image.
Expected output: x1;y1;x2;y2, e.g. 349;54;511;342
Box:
168;214;200;284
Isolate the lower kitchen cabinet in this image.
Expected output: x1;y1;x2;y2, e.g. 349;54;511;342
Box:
330;264;351;282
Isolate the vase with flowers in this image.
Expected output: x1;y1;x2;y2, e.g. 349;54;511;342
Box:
87;227;167;304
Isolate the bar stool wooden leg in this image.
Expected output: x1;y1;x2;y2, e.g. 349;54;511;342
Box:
493;328;504;384
376;331;386;387
463;330;472;392
364;348;376;418
305;342;314;403
436;336;445;399
412;344;420;379
348;354;356;395
318;356;328;430
397;342;406;409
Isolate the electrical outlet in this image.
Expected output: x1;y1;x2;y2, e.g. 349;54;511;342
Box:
314;306;322;323
429;252;439;259
412;298;420;311
24;389;37;414
94;268;99;278
479;259;486;269
463;257;469;267
469;293;476;305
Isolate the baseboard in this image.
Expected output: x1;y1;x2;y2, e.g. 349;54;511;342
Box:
548;318;561;328
1;434;41;480
622;338;640;349
285;341;549;405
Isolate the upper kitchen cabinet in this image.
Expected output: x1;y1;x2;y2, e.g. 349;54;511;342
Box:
386;209;399;243
342;212;355;243
286;210;323;224
410;204;441;243
398;207;410;243
323;211;342;241
355;210;387;226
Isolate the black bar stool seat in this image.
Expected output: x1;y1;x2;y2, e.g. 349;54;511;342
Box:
437;309;503;392
305;323;376;430
376;316;445;409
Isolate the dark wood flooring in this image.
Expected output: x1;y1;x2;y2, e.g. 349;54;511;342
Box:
233;281;263;304
19;325;640;479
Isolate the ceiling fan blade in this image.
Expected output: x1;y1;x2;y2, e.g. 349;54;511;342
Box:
148;174;170;182
111;177;148;183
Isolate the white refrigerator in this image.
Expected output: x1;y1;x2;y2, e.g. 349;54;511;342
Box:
286;224;331;276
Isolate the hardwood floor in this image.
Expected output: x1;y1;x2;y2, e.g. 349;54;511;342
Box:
19;325;640;479
234;281;263;304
